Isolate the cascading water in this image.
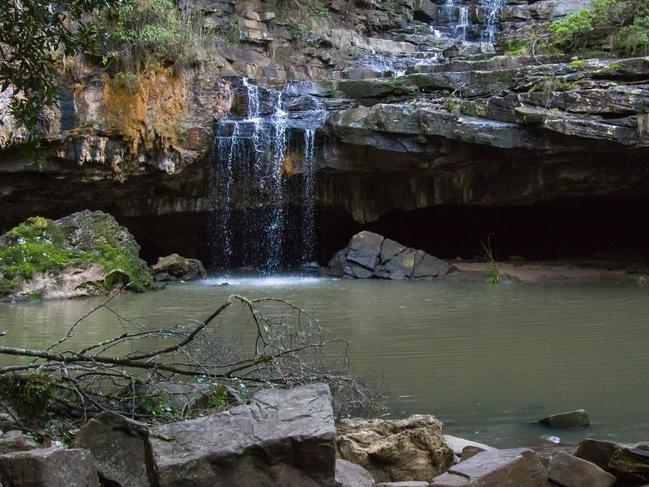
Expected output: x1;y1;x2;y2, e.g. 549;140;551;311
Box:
480;0;505;43
443;0;469;40
302;128;316;264
210;79;325;273
440;0;503;43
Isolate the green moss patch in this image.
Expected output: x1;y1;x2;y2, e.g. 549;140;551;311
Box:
0;211;153;297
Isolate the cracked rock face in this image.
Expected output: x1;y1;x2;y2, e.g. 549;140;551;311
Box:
329;231;453;280
148;383;336;487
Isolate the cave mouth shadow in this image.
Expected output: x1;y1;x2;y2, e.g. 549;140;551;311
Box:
122;196;649;272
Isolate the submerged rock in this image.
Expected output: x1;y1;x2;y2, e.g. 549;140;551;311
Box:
148;383;336;487
329;231;453;281
336;414;453;482
0;211;152;300
539;409;590;428
430;448;547;487
152;253;207;282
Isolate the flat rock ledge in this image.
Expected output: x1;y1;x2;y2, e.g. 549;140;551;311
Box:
329;231;453;280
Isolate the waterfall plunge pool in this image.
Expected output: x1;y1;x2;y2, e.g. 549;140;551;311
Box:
1;277;648;449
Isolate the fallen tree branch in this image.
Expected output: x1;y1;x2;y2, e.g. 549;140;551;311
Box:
0;292;374;430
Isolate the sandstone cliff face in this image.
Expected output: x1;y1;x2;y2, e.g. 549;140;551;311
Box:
1;0;647;255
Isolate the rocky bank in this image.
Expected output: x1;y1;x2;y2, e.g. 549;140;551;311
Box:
1;384;648;486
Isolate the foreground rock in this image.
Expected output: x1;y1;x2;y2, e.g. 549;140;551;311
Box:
430;448;547;487
548;451;616;487
148;383;335;487
575;438;649;483
335;459;374;487
329;232;453;280
0;211;152;300
540;409;590;428
443;435;497;463
152;254;207;282
0;430;39;455
336;415;453;482
73;412;150;487
0;447;99;486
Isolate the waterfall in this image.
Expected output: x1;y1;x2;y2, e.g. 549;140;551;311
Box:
435;0;503;43
302;128;316;264
442;0;469;40
480;0;505;43
210;79;324;273
266;90;288;272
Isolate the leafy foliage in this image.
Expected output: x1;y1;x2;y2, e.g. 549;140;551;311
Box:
0;0;119;128
98;0;216;74
549;0;649;55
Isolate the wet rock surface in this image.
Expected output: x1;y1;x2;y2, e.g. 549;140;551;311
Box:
329;231;453;280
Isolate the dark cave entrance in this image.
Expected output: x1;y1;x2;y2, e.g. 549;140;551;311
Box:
122;196;649;271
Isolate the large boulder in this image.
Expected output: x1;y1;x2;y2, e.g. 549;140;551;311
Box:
0;447;100;487
329;232;453;281
148;383;336;487
72;412;150;487
0;211;152;300
574;438;649;483
336;415;454;483
430;448;547;487
548;451;616;487
152;254;207;282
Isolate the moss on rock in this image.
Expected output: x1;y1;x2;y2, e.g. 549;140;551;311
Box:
0;210;153;299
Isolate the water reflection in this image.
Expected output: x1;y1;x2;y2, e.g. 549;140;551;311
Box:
1;278;648;448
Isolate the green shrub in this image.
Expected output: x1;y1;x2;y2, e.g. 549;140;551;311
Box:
549;0;649;55
550;8;593;48
502;39;529;56
99;0;216;73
